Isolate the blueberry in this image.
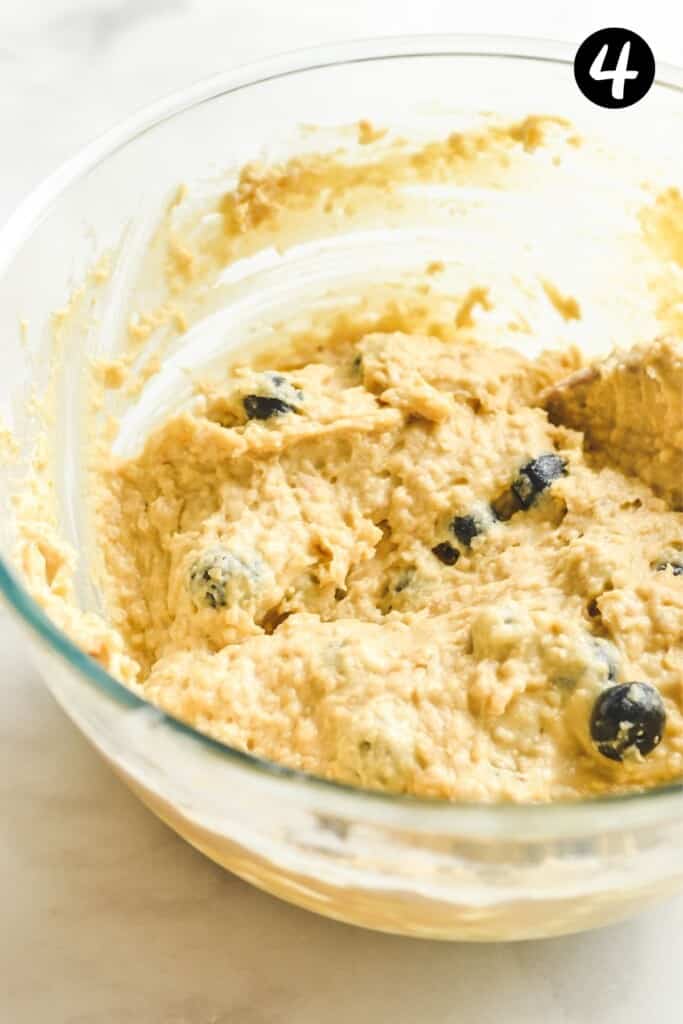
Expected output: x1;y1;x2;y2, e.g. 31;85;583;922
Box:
655;560;683;576
451;515;479;547
590;682;666;762
432;541;460;566
242;372;302;420
450;505;497;547
188;547;261;609
243;394;295;420
511;453;567;509
553;636;620;691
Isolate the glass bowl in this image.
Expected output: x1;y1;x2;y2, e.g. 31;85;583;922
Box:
2;35;683;941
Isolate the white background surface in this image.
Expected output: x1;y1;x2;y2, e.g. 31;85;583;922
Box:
1;3;683;1022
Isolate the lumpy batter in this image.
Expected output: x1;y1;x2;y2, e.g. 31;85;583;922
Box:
16;113;683;801
91;326;683;801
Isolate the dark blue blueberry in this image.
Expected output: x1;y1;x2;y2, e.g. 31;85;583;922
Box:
188;548;260;609
189;550;233;608
656;560;683;576
590;682;665;762
450;506;497;547
242;373;302;420
451;515;480;547
432;541;460;566
243;395;295;420
511;453;567;509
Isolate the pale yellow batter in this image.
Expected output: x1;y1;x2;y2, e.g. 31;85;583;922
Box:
88;322;683;801
15;113;683;802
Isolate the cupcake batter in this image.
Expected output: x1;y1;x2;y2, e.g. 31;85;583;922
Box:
16;113;683;802
93;328;683;801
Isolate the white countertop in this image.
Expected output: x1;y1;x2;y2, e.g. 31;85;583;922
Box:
2;3;683;1021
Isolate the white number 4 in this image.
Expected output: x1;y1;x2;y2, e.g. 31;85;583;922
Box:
589;41;638;100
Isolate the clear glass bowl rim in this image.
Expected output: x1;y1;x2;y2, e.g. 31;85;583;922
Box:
3;32;683;835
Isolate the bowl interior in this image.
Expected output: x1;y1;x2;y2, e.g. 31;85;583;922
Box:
2;37;683;824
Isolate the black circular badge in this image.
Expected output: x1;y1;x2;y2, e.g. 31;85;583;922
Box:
574;28;655;109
